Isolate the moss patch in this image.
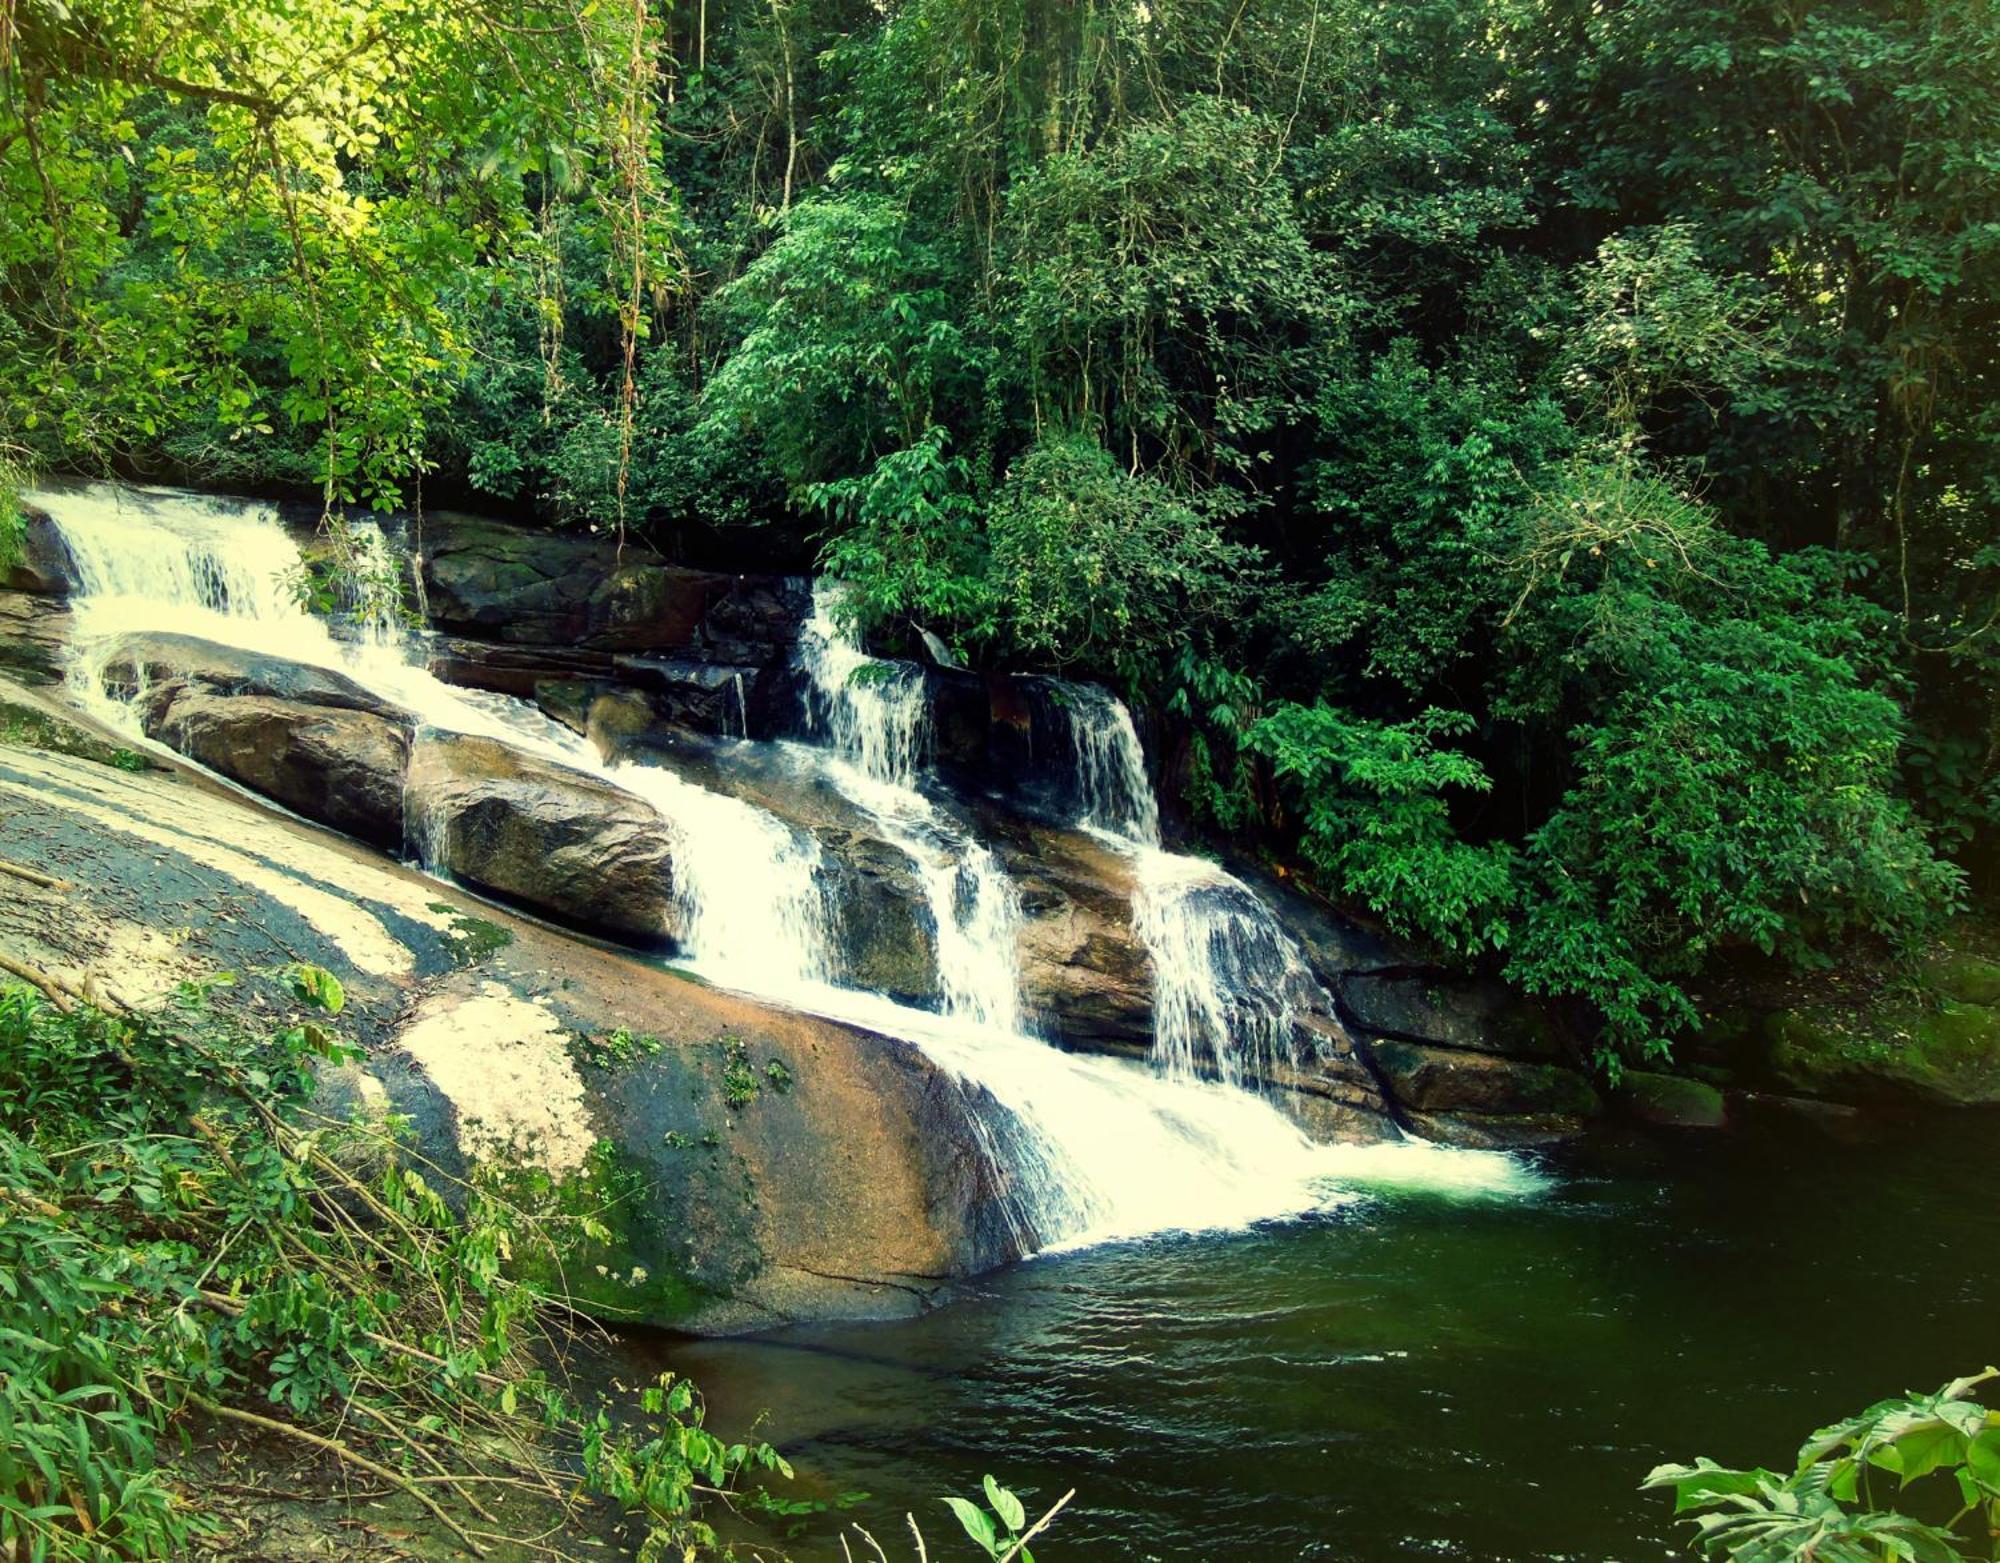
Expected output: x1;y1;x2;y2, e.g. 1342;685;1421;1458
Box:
0;698;154;771
1765;999;2000;1106
425;900;514;967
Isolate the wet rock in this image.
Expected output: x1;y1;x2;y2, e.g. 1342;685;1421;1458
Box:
428;637;618;700
1005;829;1154;1052
148;687;411;851
1267;1015;1403;1143
1339;973;1566;1060
5;734;1027;1333
404;731;678;947
0;589;71;684
1764;1001;2000;1107
419;513;808;659
1616;1070;1728;1130
2;502;78;595
1364;1037;1600;1122
100;632;402;716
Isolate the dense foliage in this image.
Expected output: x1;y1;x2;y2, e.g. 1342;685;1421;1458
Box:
1648;1368;2000;1560
6;0;1997;1059
0;976;789;1558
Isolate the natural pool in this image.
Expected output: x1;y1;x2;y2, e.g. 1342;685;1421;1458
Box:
654;1109;1998;1560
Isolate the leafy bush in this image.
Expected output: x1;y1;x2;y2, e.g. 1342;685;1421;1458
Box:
1648;1368;2000;1560
0;976;784;1558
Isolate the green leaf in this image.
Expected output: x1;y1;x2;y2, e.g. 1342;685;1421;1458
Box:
944;1496;999;1555
985;1474;1025;1532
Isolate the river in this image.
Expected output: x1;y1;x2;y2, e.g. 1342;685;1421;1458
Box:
654;1108;1997;1560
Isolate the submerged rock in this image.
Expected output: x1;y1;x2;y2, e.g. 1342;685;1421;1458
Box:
404;731;679;947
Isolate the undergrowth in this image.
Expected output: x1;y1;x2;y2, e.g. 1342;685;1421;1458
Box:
0;971;788;1560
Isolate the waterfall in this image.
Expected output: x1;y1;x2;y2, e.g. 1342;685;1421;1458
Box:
1043;676;1328;1088
799;584;928;788
33;485;1544;1258
37;482;836;997
798;584;1023;1033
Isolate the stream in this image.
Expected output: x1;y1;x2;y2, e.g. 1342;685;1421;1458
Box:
655;1109;1998;1561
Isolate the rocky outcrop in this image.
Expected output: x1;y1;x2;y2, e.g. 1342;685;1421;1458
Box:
93;633;415;849
0;709;1025;1332
404;731;678;947
1003;828;1153;1052
419;512;807;658
0;590;71;684
1364;1038;1602;1147
102;632;404;715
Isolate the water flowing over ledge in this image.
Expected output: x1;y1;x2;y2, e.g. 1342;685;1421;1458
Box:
32;480;1549;1257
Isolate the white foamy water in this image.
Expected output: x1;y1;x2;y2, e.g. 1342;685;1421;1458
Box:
33;483;1547;1256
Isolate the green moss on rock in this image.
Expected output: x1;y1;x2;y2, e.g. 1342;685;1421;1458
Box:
1765;1000;2000;1106
1617;1070;1728;1129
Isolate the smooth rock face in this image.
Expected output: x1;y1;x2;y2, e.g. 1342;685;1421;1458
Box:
149;687;411;850
101;632;401;716
1339;973;1564;1059
1363;1037;1601;1120
1764;1002;2000;1106
404;731;678;946
0;590;71;684
1617;1070;1728;1129
1005;829;1154;1052
0;724;1022;1333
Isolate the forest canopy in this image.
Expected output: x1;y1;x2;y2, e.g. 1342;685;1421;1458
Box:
5;0;1997;1061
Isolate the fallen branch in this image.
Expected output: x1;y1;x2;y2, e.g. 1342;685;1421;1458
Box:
999;1489;1076;1563
0;948;75;1010
187;1394;488;1558
0;855;68;890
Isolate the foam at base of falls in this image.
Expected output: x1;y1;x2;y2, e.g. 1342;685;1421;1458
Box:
34;484;1549;1261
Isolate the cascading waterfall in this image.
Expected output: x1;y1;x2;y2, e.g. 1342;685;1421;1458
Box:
39;482;836;998
34;484;1545;1258
1041;676;1330;1088
798;584;1023;1033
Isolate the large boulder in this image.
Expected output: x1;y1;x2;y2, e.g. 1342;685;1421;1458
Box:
149;688;411;850
418;513;808;659
1362;1037;1601;1147
1764;1000;2000;1107
1338;972;1566;1059
404;731;678;946
1003;828;1154;1052
89;633;416;847
2;731;1030;1333
100;632;402;715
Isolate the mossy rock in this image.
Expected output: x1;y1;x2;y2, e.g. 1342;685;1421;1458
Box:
1617;1070;1727;1129
1765;1000;2000;1106
0;697;155;771
1921;950;2000;1008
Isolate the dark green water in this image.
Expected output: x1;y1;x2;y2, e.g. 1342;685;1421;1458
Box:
659;1111;1997;1561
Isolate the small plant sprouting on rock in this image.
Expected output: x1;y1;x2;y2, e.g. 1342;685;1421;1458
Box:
765;1059;794;1093
661;1129;693;1150
579;1024;666;1069
721;1037;760;1109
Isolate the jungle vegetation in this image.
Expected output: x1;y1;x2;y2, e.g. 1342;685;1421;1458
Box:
4;0;1997;1062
